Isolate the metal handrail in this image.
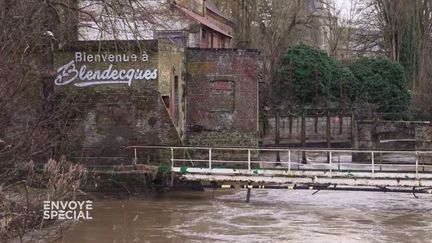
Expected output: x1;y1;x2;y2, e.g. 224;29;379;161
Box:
125;145;432;176
125;145;432;154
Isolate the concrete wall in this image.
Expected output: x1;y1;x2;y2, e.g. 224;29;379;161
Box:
261;116;352;145
353;120;432;162
158;41;186;139
415;124;432;164
352;121;376;161
185;48;261;146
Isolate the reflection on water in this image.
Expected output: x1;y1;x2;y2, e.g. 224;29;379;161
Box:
61;190;432;243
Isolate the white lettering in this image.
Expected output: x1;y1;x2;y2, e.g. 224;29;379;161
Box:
131;54;137;62
65;211;74;219
142;52;148;62
43;211;50;219
55;60;158;87
69;201;77;210
42;201;93;220
77;211;86;220
51;201;60;210
75;52;82;62
111;69;118;78
101;64;112;79
86;200;93;210
85;69;94;80
118;69;126;79
55;60;78;86
108;54;114;62
58;210;65;220
43;201;50;210
77;201;85;210
74;52;148;63
86;211;93;220
60;201;68;210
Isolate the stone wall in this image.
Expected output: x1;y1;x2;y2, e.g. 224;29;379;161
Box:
185;48;261;147
353;120;432;162
352;121;376;161
415;124;432;164
186;131;257;147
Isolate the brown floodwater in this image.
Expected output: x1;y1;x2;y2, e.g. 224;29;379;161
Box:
59;190;432;243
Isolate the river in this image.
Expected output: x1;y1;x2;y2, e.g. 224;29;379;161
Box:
60;190;432;243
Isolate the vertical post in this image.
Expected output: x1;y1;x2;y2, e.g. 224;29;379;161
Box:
246;185;251;203
276;111;281;163
133;148;137;165
339;63;344;108
170;147;174;188
415;152;419;178
371;151;375;175
289;115;293;137
170;147;174;168
329;151;332;175
288;150;291;172
326;110;331;163
301;111;307;164
351;111;355;146
248;149;251;171
209;148;212;170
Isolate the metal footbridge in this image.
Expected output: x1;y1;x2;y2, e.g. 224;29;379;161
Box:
127;146;432;195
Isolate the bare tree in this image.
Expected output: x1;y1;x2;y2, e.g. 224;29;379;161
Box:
0;0;171;240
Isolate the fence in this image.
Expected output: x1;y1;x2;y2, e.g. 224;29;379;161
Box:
126;146;432;177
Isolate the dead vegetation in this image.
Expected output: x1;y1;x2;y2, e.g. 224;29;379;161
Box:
0;158;86;242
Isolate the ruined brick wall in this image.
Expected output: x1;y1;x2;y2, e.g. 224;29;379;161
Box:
76;91;182;165
185;48;260;146
53;40;183;165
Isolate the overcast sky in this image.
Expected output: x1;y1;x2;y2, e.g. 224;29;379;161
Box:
334;0;355;20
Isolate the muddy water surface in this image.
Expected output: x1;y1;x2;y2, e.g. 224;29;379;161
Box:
60;190;432;243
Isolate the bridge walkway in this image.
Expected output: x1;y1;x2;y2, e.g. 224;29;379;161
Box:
126;146;432;193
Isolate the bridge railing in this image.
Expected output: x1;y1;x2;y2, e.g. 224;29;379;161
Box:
125;146;432;176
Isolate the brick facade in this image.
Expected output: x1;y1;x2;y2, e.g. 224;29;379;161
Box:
52;41;262;164
53;40;183;164
185;48;261;146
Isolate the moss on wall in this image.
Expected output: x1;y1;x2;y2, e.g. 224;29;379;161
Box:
186;131;258;147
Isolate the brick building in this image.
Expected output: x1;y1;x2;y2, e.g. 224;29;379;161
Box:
52;0;262;163
185;48;260;146
79;0;234;48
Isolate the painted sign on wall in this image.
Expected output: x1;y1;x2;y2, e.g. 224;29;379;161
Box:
55;51;158;87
